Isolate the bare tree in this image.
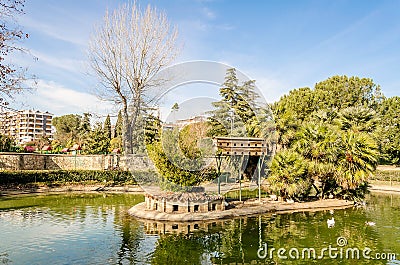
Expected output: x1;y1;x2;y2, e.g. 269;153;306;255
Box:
88;2;179;154
0;0;31;108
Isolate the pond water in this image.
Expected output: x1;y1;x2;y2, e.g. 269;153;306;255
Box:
0;192;399;265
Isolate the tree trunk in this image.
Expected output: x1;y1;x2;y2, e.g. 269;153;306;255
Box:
129;96;142;154
122;105;133;155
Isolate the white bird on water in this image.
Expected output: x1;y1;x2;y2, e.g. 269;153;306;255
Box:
327;217;335;228
365;221;376;226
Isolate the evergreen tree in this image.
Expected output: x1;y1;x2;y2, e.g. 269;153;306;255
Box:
0;134;13;152
144;114;161;144
78;113;92;148
109;137;122;153
171;102;179;122
114;110;123;138
314;75;384;111
52;114;82;146
208;68;273;180
207;68;254;137
219;68;239;106
272;76;383;150
377;96;400;165
104;114;112;140
80;113;92;133
85;122;110;154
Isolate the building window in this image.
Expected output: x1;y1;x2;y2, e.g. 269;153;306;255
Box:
173;205;179;212
194;205;199;212
212;204;216;211
172;224;178;230
155;203;158;210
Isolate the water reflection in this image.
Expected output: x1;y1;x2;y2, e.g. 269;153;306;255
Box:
0;193;145;265
0;193;399;264
140;193;400;265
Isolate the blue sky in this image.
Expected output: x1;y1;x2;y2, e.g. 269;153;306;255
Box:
9;0;400;119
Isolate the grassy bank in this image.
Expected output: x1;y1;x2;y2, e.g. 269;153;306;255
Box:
371;168;400;183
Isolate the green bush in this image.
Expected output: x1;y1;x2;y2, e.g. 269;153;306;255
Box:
267;150;312;200
0;170;137;185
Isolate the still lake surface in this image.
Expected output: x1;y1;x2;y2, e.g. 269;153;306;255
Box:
0;192;399;265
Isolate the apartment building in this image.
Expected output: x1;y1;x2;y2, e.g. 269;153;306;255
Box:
0;110;53;145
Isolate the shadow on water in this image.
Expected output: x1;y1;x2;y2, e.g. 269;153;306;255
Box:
0;252;11;265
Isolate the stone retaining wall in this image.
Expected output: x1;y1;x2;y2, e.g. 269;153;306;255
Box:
0;153;154;171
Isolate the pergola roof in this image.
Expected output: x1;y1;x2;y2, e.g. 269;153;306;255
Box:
213;136;268;156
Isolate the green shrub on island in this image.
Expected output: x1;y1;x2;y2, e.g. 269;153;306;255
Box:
0;170;138;185
145;122;216;187
146;139;217;187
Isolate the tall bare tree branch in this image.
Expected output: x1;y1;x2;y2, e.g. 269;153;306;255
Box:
88;2;179;154
0;0;33;107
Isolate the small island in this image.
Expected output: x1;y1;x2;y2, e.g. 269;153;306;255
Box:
129;193;353;222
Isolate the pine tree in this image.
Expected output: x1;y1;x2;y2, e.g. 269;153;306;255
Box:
144;114;161;144
85;122;110;154
104;114;112;139
114;110;123;138
80;113;92;133
207;68;260;137
219;68;238;106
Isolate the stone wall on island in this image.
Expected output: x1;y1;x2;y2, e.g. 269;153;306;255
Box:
144;191;226;213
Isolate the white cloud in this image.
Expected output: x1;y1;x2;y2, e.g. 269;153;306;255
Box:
215;23;234;31
202;7;216;20
11;79;115;117
21;16;88;47
31;49;87;74
254;76;289;103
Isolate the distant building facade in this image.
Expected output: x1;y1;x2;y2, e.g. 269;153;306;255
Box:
0;110;53;145
163;114;208;130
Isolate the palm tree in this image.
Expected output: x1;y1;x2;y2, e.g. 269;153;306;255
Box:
292;123;339;198
336;131;379;190
274;110;299;150
335;106;378;133
268;150;311;200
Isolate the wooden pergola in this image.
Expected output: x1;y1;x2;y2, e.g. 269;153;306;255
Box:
213;137;268;156
213;137;268;202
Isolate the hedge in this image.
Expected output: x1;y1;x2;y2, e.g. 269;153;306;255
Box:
0;170;138;185
371;170;400;182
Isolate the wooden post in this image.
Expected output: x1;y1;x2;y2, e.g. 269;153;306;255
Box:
238;163;242;202
258;157;261;203
216;154;222;195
